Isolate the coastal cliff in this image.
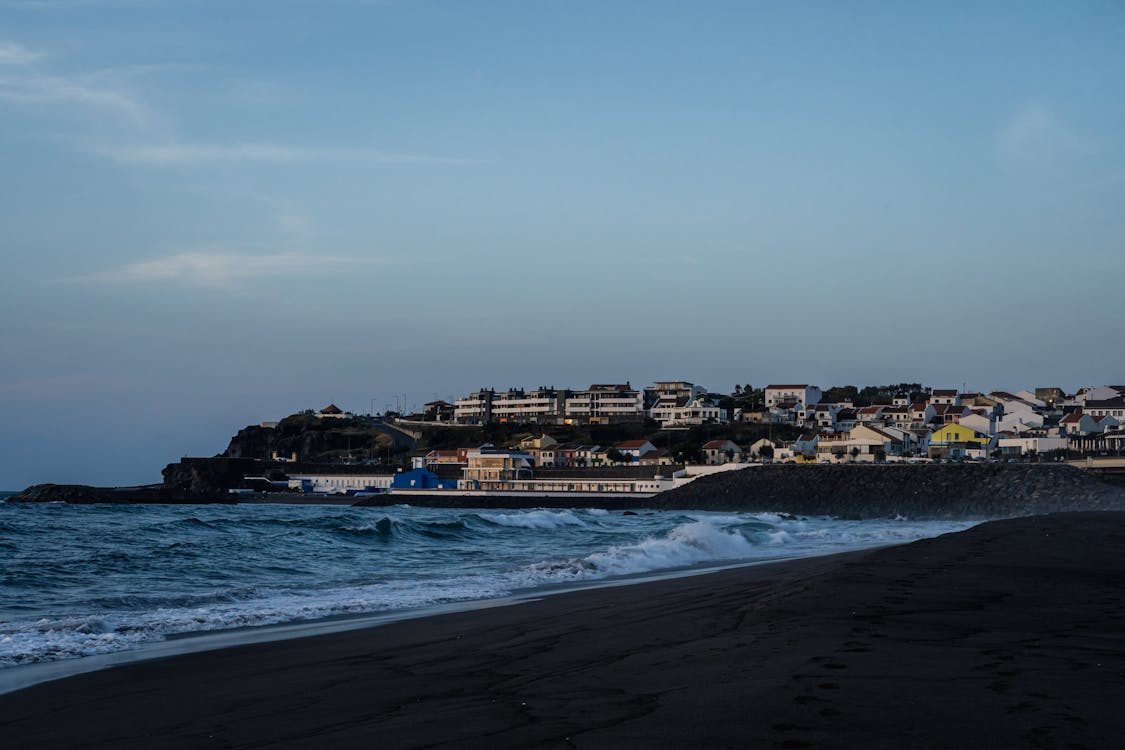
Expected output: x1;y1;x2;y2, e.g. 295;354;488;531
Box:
649;463;1125;518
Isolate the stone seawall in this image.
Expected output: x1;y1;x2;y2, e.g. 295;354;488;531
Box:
648;463;1125;519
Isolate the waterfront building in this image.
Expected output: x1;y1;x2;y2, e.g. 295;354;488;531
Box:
816;425;902;463
701;439;742;465
1084;396;1125;422
928;423;991;459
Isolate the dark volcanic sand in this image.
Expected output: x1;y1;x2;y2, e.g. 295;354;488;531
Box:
3;512;1124;749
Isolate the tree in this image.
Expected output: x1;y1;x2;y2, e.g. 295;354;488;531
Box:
605;447;626;465
850;447;860;461
823;386;859;404
759;444;775;460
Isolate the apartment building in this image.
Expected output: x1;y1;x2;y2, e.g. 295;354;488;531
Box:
490;387;568;424
563;383;645;423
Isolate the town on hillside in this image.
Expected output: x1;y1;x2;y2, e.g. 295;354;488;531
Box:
216;381;1125;498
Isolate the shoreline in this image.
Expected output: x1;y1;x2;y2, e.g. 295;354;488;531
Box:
4;511;1124;748
0;552;823;698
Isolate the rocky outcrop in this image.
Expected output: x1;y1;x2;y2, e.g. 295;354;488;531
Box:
224;414;397;463
162;457;266;493
649;463;1125;518
6;483;237;504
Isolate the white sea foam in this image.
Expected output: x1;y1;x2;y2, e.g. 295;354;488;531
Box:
0;504;977;669
518;519;759;583
0;576;514;667
478;509;588;529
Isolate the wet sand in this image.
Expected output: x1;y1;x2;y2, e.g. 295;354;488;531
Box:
3;511;1124;749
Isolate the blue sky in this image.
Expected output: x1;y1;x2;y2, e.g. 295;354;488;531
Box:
2;1;1123;488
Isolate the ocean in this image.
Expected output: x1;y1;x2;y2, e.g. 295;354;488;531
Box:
0;501;975;675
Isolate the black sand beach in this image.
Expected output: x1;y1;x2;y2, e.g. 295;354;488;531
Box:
4;511;1124;749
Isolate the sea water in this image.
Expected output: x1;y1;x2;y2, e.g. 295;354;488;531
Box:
0;501;975;670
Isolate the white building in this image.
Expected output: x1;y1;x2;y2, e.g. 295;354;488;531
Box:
701;439;742;465
930;389;959;406
454;389;494;424
564;383;644;423
653;398;727;427
1084;397;1125;422
287;473;393;493
765;384;822;409
490;387;567;424
998;436;1067;456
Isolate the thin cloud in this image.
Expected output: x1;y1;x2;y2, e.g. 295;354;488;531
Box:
0;70;148;120
92;141;482;166
0;41;42;65
62;251;391;290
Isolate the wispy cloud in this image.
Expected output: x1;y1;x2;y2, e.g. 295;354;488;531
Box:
0;43;150;122
91;141;482;166
62;251;392;290
0;72;147;119
0;41;42;65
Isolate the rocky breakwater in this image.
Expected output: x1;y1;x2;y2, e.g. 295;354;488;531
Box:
651;463;1125;519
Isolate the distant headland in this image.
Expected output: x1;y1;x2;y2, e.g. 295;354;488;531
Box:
9;380;1125;518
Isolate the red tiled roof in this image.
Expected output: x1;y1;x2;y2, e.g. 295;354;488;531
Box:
617;440;651;449
319;404;343;414
766;384;809;390
702;440;736;450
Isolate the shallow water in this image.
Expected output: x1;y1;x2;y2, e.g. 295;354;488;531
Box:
0;501;975;668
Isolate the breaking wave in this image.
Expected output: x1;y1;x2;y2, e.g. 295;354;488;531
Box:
0;503;975;668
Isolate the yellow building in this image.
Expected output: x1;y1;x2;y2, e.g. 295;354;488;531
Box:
928;423;990;459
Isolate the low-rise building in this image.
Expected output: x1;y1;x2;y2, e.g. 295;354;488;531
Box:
463;448;534;488
765;384;822;409
997;436;1068;457
928;423;991;459
616;440;657;461
316;404;348;419
653;398;727;427
701;439;742;465
1084;397;1125;422
815;425;901;463
930;389;959;406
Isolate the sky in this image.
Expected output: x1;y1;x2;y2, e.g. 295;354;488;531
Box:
1;0;1124;488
